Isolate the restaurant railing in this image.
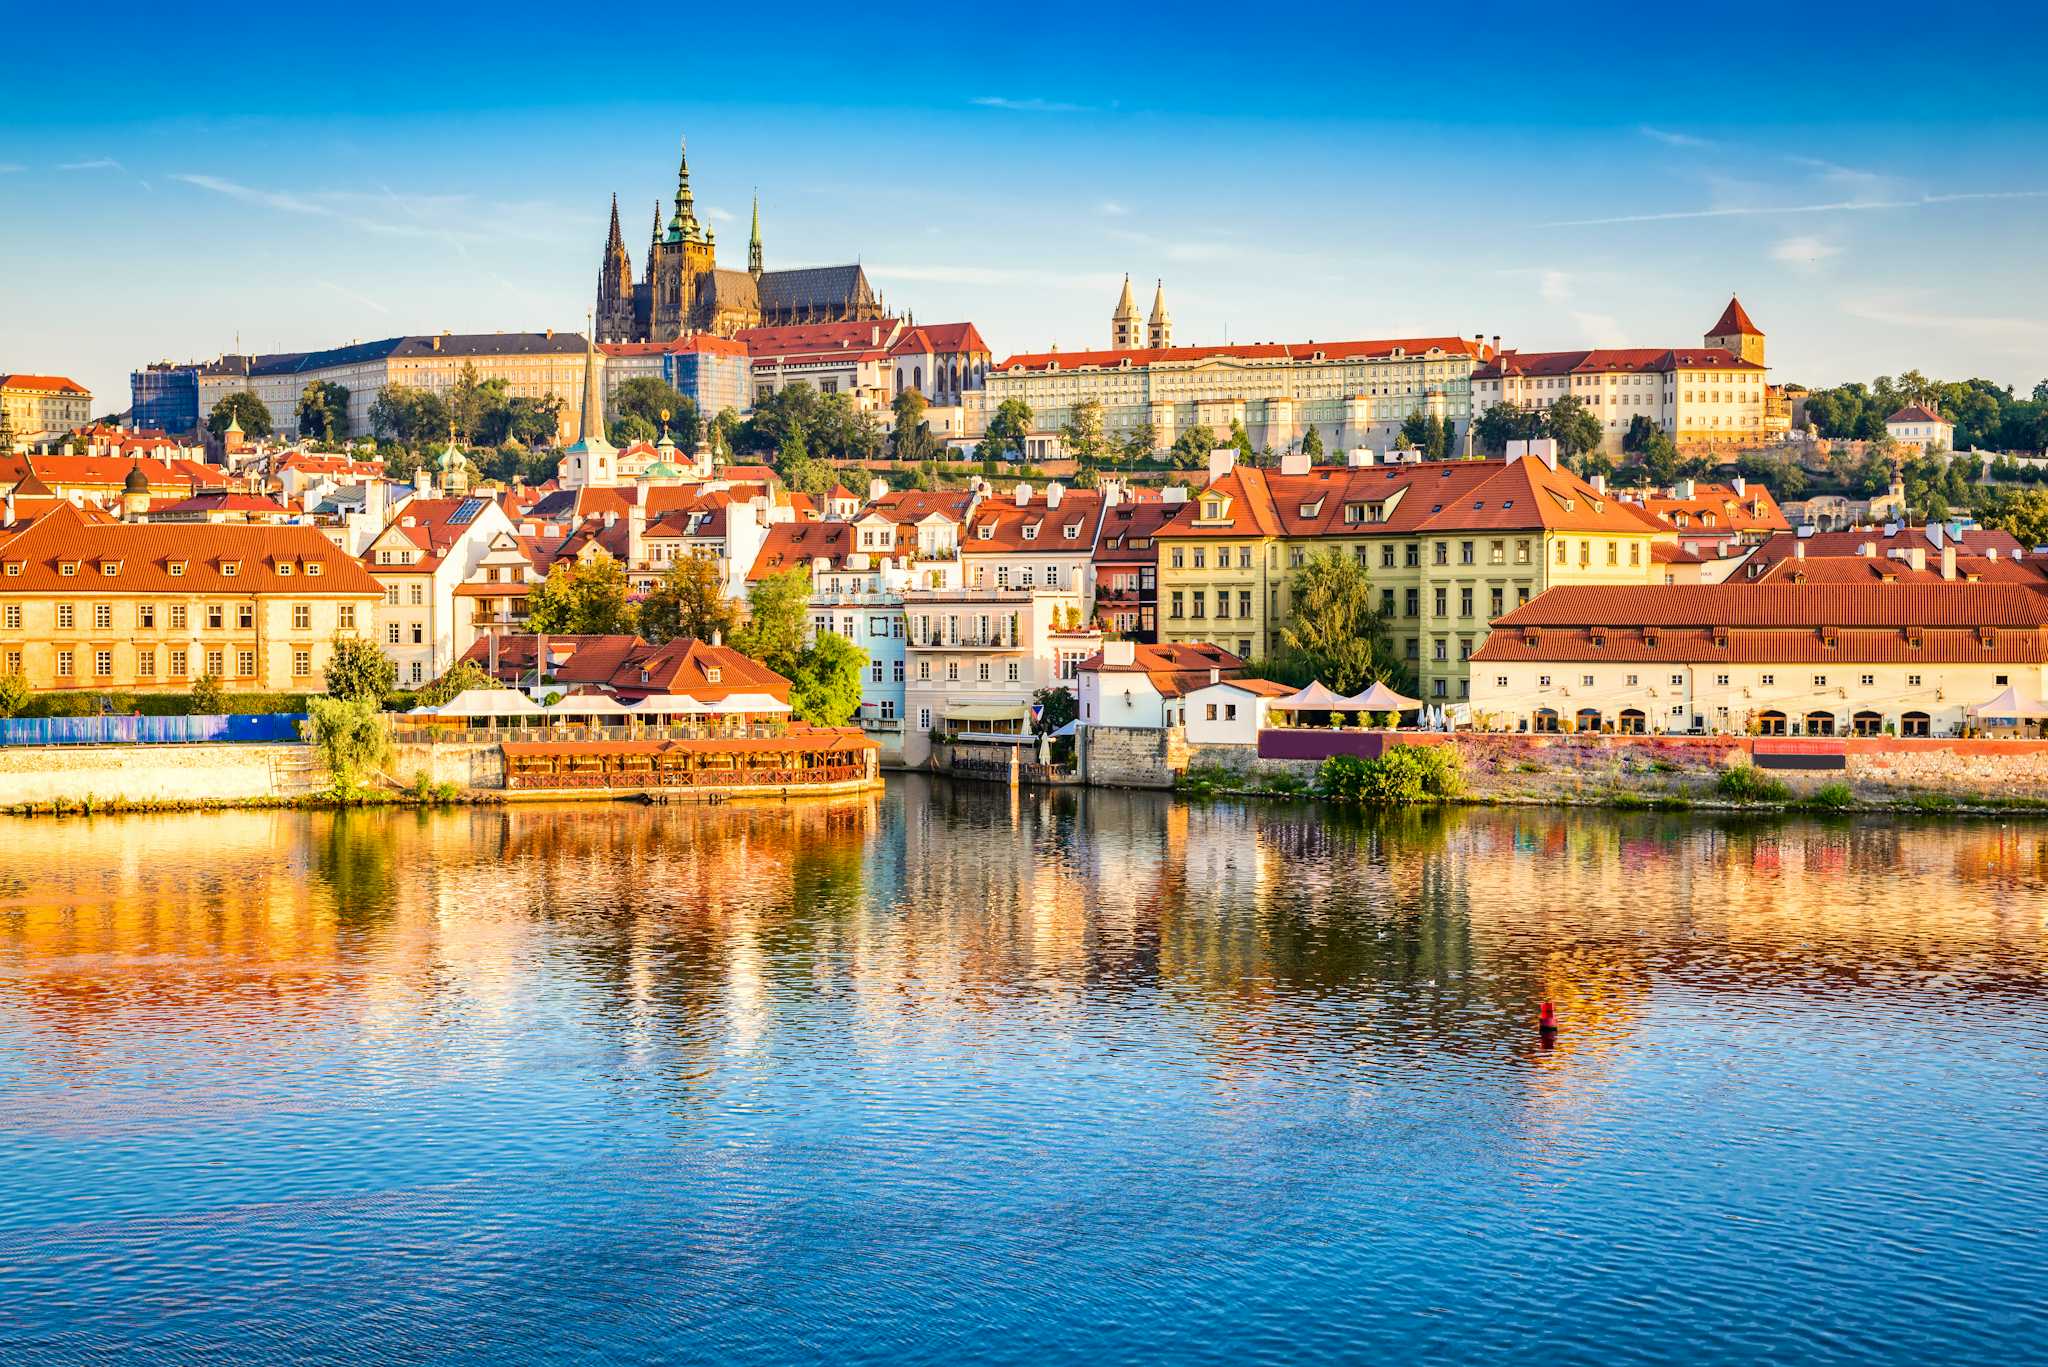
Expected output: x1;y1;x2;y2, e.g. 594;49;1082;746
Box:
505;763;870;791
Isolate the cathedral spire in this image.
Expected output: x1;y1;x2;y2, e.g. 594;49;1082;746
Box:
576;316;606;449
748;191;763;277
1147;279;1172;349
667;135;702;243
647;201;660;279
1111;274;1141;350
605;193;623;254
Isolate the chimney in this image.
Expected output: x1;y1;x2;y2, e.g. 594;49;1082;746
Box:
628;501;646;567
604;509;617;527
1591;474;1607;495
1859;541;1876;557
1209;666;1221;684
1014;481;1032;507
1491;335;1501;357
1942;544;1957;580
1908;547;1926;573
1207;447;1237;485
1676;478;1695;500
1105;639;1136;666
1045;482;1063;508
1731;475;1747;497
1794;540;1805;560
1162;485;1188;504
868;477;887;502
3;488;13;526
1529;437;1559;472
1347;448;1374;467
1279;450;1310;476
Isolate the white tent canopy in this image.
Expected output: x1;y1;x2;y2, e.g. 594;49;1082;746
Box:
1345;681;1423;712
428;688;545;718
1277;681;1358;711
632;692;791;715
1969;686;2048;720
545;694;631;716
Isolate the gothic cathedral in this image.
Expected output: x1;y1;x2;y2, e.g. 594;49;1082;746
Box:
594;138;884;344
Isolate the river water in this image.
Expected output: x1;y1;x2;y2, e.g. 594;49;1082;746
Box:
0;778;2044;1364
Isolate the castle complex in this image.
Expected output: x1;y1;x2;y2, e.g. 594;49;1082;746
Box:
594;138;885;344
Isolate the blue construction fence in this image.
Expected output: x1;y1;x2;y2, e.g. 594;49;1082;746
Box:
0;713;308;746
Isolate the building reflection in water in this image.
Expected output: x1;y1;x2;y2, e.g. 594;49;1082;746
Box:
2;792;2045;1138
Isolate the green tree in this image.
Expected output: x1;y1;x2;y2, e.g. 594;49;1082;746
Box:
1032;685;1078;735
892;388;937;462
1168;424;1217;469
978;397;1032;461
1300;425;1325;462
207;391;273;438
787;632;866;726
612;413;657;445
525;554;637;636
296;381;352;442
1638;426;1682;485
1275;549;1403;695
611;377;692;434
735;567;812;674
1227;418;1257;466
303;696;391;796
1543;395;1603;462
499;394;565;448
447;362;488;441
1472;403;1544;456
775;423;836;497
1986;489;2048;548
736;383;821;455
1622;414;1659;454
0;671;30;718
368;384;450;446
1061;398;1107;463
639;553;739;645
324;633;396;703
190;674;226;714
414;659;497;709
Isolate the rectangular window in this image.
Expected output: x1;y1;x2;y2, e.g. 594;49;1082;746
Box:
1;605;17;631
1192;591;1206;619
169;648;187;677
237;605;254;630
1433;588;1447;616
1490;588;1504;618
57;603;73;629
138;604;155;629
206;605;223;630
1170;547;1184;568
387;623;401;645
1169;591;1184;619
292;604;311;631
56;649;74;677
385;585;399;605
1215;592;1230;620
293;648;311;677
893;660;905;683
205;648;224;678
1434;542;1449;566
1459;588;1473;618
946;661;959;682
339;605;356;630
1381;546;1395;568
917;660;930;681
1238;591;1252;619
236;650;255;678
1489;540;1505;566
94;649;112;677
1193;548;1206;570
94;603;112;630
409;584;424;606
1238;547;1252;569
1007;662;1020;682
171;604;188;630
1460;540;1475;565
1516;540;1531;565
137;648;156;678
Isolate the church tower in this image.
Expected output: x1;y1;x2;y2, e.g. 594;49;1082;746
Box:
748;194;763;278
651;137;719;342
1147;279;1172;349
1111;275;1142;350
595;195;636;344
1705;295;1765;366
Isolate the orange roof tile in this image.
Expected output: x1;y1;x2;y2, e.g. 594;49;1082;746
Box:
0;502;381;594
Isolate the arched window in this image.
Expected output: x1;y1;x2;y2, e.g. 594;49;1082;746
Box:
1618;709;1646;735
1575;708;1603;733
1804;711;1836;737
895;367;904;393
1851;710;1883;737
1533;708;1560;733
913;366;922;392
1901;711;1931;738
1757;709;1788;736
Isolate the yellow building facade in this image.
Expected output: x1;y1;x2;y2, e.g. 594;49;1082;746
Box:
0;505;382;692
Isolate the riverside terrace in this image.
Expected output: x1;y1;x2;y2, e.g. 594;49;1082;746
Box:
388;688;881;796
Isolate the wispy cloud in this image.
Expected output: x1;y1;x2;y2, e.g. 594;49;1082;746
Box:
1098;200;1130;217
1538;269;1571;305
1840;299;2048;351
171;173;570;250
1538;188;2048;228
1770;234;1841;272
703;206;736;223
59;157;122;172
1573;313;1628;348
0;163;23;173
315;280;391;315
1640;125;1712;149
971;96;1091;114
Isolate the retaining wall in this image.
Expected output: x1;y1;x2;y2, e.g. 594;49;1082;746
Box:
1080;725;1188;790
389;741;507;791
0;743;329;807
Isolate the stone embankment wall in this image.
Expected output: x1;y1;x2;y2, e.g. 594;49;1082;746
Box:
0;743;329;807
1181;733;2048;803
388;741;506;791
1080;725;1189;790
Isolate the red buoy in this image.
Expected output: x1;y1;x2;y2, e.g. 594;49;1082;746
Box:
1538;1001;1557;1032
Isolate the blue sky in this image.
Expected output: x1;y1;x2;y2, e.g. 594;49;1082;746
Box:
6;2;2047;410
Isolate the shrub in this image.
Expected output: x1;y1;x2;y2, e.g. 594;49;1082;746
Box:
1316;745;1462;806
0;672;30;718
1796;781;1854;811
1316;755;1373;803
1716;763;1790;805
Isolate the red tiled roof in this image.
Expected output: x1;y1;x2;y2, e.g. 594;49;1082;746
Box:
1707;296;1762;338
747;521;857;579
1496;583;2048;629
864;489;974;524
2;454;226;492
1751;555;2048;586
0;501;381;594
1094;499;1182;563
996;335;1485;372
1472;624;2047;666
964;489;1103;553
1473;347;1761;380
1080;642;1248;697
1887;404;1946;424
1639;482;1789;535
0;374;90;394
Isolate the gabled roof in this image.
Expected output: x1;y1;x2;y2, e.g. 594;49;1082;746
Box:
747;521;858;579
1079;642;1247;698
1887;404;1946;425
964;489;1103;553
1639;482;1789;535
1156;466;1281;539
864;488;973;524
1094;499;1182;563
1473;347;1761;380
1496;583;2048;629
0;501;380;593
0;374;90;394
754;265;879;317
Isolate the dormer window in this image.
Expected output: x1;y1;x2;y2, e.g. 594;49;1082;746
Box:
1022;524;1038;541
101;561;121;577
706;667;722;683
1063;524;1080;539
2;563;19;577
277;562;294;576
221;561;240;577
168;561;186;577
1201;500;1222;519
977;524;994;540
307;562;323;576
58;561;78;577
